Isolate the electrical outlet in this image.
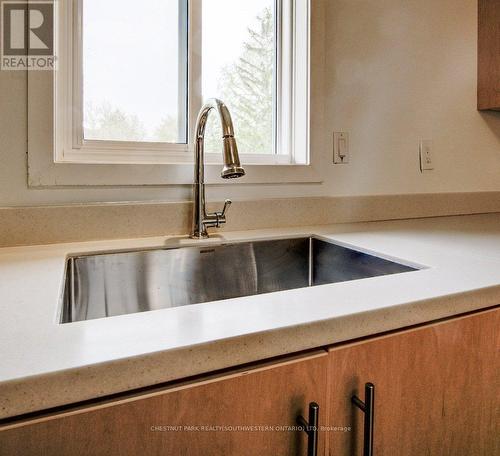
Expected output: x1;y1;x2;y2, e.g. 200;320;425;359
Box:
333;132;349;164
419;140;434;172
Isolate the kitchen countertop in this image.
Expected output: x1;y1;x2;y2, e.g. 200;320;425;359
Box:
1;213;500;420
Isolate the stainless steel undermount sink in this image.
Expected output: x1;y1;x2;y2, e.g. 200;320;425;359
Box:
61;237;419;323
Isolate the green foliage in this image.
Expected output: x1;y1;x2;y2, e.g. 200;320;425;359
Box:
84;102;181;143
205;7;274;155
154;116;180;143
84;102;146;142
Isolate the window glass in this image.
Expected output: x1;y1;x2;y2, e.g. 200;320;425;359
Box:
82;0;188;143
202;0;276;154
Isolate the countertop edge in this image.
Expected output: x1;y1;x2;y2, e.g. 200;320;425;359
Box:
2;285;499;421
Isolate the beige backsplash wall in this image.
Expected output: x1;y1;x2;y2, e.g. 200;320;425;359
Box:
322;0;500;196
0;0;498;208
1;193;500;247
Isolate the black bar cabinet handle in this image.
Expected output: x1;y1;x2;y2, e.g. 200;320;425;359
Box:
352;382;375;456
297;402;319;456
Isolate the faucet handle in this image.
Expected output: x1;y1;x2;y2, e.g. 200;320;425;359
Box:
220;199;232;218
214;199;232;228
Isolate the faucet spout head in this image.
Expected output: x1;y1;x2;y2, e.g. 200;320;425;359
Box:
221;136;245;179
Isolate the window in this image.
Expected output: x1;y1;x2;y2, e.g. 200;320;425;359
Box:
54;0;310;166
82;0;188;144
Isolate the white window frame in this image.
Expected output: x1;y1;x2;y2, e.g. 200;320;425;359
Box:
27;0;322;188
54;0;309;166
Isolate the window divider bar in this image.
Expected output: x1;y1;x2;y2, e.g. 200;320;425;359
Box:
177;0;189;144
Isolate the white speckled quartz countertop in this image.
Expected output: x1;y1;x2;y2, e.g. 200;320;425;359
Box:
1;213;500;420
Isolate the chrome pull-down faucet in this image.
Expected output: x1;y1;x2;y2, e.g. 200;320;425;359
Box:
191;99;245;239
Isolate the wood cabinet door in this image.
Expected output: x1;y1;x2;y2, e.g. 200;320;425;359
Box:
0;352;328;456
478;0;500;110
327;308;500;456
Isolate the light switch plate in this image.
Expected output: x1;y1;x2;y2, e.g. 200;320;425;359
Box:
333;132;349;164
419;140;434;172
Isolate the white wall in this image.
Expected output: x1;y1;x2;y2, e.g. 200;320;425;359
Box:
323;0;500;196
0;0;498;207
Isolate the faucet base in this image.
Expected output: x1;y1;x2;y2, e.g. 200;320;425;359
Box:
190;231;210;240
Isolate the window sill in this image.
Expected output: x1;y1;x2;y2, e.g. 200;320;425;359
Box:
57;146;295;166
28;158;322;187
